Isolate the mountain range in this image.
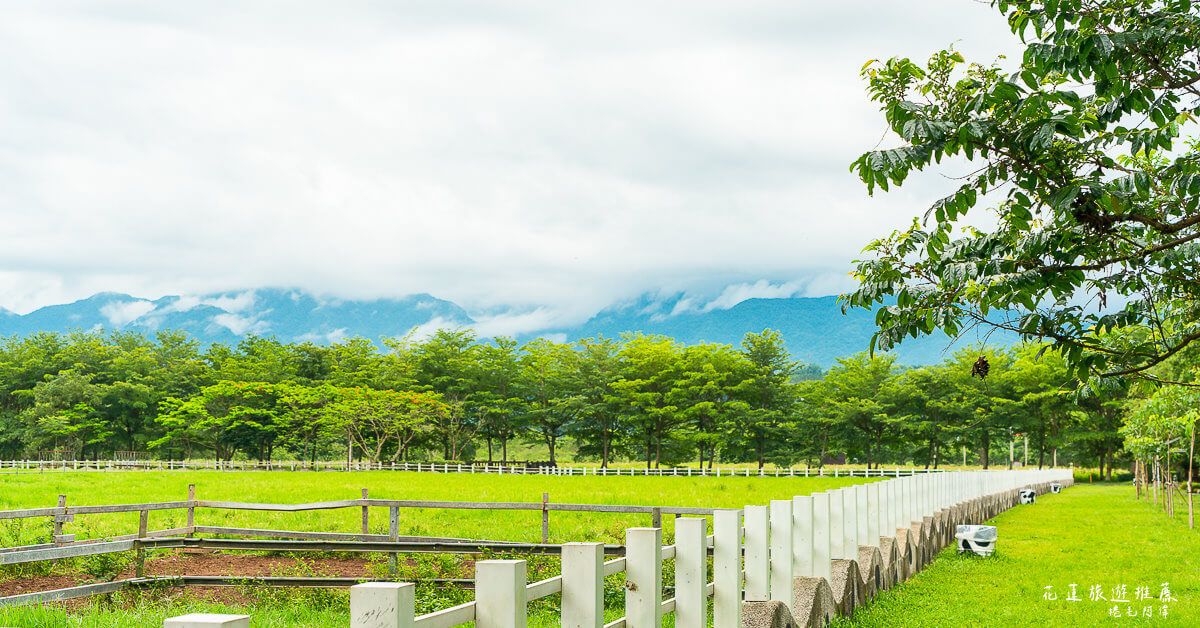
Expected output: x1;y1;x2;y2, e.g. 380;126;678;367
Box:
0;289;1015;367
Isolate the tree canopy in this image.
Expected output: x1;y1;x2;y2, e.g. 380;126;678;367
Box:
845;0;1200;385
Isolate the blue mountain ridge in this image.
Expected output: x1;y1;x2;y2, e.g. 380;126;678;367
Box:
0;289;1015;367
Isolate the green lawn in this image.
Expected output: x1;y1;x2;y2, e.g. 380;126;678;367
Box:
1;471;869;626
838;484;1199;627
5;474;1190;627
0;470;872;545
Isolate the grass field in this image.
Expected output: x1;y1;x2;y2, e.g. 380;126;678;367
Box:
838;483;1199;627
0;471;872;627
2;473;1187;627
0;470;872;544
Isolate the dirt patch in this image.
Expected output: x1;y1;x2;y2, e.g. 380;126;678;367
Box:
0;550;377;609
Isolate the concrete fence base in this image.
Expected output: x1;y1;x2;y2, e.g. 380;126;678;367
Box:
741;600;799;628
742;477;1067;628
791;577;837;628
855;546;885;598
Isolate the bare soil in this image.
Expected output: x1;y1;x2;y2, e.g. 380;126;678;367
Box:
0;550;378;610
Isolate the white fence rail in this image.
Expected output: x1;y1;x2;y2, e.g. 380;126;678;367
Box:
0;458;965;477
199;468;1068;628
328;469;1070;628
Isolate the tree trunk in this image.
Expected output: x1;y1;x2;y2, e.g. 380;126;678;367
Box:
1189;421;1195;529
602;431;610;469
548;436;556;465
486;438;493;464
655;433;662;470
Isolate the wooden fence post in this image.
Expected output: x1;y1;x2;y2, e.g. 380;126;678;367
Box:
542;493;550;543
136;509;148;578
361;488;370;536
713;509;742;628
650;506;662;530
675;517;707;628
625;528;662;627
187;484;196;538
743;505;769;602
476;559;527;628
769;500;794;613
388;506;400;577
52;495;66;540
562;542;605;628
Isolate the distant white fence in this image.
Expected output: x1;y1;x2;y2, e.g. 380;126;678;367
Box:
159;468;1072;628
0;458;959;477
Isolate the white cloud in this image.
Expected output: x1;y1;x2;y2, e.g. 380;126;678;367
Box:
406;317;463;341
702;280;806;312
469;307;568;338
0;1;1024;317
212;312;269;336
298;327;349;344
202;292;257;313
99;299;156;326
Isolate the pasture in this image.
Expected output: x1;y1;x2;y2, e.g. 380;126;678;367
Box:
0;470;873;544
3;472;1183;627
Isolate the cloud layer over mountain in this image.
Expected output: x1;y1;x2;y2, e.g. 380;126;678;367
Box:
0;1;1020;324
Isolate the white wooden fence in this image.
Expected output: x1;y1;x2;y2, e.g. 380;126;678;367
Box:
167;469;1074;627
0;458;959;477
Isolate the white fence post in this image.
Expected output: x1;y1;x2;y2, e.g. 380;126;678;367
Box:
813;492;831;582
476;560;527;628
713;509;742;628
675;517;707;628
626;527;663;627
892;479;902;532
855;483;870;548
743;505;770;602
562;543;604;628
867;482;880;544
842;488;857;559
793;495;813;577
769;500;794;612
827;489;845;561
350;582;415;628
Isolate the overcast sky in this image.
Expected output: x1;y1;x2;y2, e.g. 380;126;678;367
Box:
0;1;1023;328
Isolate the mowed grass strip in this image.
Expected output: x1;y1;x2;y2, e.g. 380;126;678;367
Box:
0;471;872;544
837;484;1200;627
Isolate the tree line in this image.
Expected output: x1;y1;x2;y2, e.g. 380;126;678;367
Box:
0;326;1165;474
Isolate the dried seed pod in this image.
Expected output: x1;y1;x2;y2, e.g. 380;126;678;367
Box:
971;355;990;379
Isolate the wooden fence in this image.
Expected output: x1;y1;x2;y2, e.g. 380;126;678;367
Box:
0;469;1073;627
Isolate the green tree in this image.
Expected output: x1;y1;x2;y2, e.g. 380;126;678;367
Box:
845;0;1200;385
22;370;107;457
569;337;627;468
613;334;685;469
731;331;799;469
520;339;582;465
